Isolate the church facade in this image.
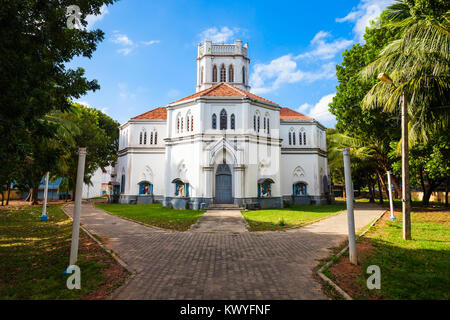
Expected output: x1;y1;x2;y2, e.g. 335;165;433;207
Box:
115;40;330;209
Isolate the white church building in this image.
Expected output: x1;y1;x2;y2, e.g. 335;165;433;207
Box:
115;40;330;209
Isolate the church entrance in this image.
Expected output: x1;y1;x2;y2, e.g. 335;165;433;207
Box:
215;164;233;204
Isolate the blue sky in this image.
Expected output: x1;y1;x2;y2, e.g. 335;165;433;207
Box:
70;0;393;128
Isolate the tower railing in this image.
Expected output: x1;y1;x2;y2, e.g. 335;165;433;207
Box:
198;43;248;57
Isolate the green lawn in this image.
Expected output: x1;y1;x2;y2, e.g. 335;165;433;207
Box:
94;203;205;231
242;204;346;231
0;205;129;299
326;208;450;300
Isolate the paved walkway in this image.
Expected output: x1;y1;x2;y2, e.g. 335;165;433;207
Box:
64;203;384;300
188;210;248;233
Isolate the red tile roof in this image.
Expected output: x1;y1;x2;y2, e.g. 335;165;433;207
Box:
280;107;314;121
130;96;315;122
132;107;167;120
172;82;279;106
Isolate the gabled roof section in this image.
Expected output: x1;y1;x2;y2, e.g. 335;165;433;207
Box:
171;82;279;106
132;107;167;120
280;107;314;121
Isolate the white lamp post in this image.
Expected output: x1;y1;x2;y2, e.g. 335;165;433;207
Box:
41;172;49;222
386;171;396;221
343;148;357;265
68;147;87;267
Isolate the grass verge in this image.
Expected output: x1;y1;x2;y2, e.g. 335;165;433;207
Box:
242;204;346;231
324;206;449;300
0;205;130;299
94;203;205;231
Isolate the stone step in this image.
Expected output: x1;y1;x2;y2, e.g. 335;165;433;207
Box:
207;203;244;210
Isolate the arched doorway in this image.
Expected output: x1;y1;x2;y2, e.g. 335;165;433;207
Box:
215;164;232;203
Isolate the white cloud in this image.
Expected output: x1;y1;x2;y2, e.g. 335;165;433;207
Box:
336;0;393;41
198;27;239;43
296;31;353;60
111;33;133;46
297;94;336;124
111;32;160;56
85;4;109;29
251;55;335;94
298;103;311;114
117;48;132;56
141;40;160;46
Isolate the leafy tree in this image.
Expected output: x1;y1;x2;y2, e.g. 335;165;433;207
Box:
0;0;117;188
329;10;403;196
361;0;449;142
55;104;119;200
390;131;449;204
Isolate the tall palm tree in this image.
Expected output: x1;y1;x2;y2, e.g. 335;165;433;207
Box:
327;130;401;199
361;0;449;143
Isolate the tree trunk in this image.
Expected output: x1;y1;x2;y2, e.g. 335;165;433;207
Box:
422;179;438;206
391;175;401;199
422;186;434;206
445;178;448;207
31;182;39;205
376;175;384;204
368;175;375;203
6;184;11;205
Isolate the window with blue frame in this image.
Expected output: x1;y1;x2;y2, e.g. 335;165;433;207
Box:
293;182;307;196
138;181;153;195
257;178;274;198
172;179;189;197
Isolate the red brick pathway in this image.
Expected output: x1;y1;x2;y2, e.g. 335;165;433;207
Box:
64;203;384;300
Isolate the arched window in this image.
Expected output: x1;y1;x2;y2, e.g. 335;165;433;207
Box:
293;130;296;145
139;181;153;195
191;116;193;131
120;174;126;193
220;64;226;82
181;118;184;131
303;132;306;145
154;131;158;144
228;65;234;82
267;119;270;134
220;109;227;130
299;132;302;145
293;182;307;196
143;131;147;144
177;117;180;133
253;115;256;131
264;118;266;131
242;66;246;84
200;66;204;84
230;114;235;130
212;114;217;129
289;132;292;145
150;132;153;145
139;132;143;145
257;116;260;132
187;116;190;132
212;65;217;82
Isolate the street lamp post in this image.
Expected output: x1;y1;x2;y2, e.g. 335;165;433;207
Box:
41;172;49;222
378;73;411;240
343;148;357;265
386;171;396;221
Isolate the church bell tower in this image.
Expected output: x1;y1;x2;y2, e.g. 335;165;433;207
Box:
196;39;250;92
